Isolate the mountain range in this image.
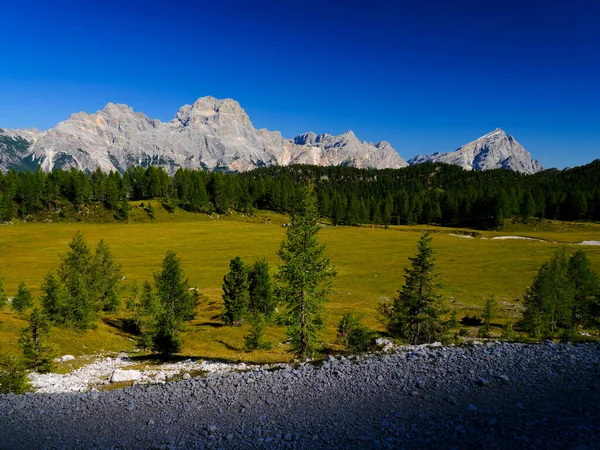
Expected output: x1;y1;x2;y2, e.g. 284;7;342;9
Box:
0;97;543;175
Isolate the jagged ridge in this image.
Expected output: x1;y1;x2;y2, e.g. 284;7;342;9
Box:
0;97;408;174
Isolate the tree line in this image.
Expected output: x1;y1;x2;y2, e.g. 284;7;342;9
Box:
2;182;600;394
1;160;599;228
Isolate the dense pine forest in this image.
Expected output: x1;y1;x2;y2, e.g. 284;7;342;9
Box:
0;160;599;229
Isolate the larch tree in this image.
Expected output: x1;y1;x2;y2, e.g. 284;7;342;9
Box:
19;308;54;373
12;281;33;313
40;271;67;324
275;182;337;359
222;256;250;325
568;250;600;329
520;249;572;337
380;231;444;344
57;232;96;329
248;257;276;320
151;250;198;356
482;296;497;333
91;239;123;313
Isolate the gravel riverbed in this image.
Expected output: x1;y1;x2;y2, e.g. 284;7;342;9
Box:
1;341;599;449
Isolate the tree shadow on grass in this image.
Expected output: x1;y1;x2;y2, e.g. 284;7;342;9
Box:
195;321;225;328
101;317;139;337
124;352;272;366
216;339;243;351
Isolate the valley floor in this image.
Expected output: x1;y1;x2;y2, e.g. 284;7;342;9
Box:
1;341;599;449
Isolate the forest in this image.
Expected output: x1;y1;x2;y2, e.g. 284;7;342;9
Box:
0;159;599;229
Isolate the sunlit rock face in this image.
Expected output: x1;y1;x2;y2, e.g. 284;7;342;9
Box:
0;97;408;174
408;128;543;174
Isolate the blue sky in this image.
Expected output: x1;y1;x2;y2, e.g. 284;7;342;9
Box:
0;0;598;169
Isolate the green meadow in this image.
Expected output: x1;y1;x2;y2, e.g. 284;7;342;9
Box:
1;203;599;363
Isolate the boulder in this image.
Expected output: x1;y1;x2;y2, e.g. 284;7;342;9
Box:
110;369;142;383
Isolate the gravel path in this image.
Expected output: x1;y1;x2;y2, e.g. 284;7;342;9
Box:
1;342;599;449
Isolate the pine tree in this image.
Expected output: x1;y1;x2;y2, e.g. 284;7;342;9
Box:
244;312;272;351
19;308;53;372
380;231;444;344
151;250;198;355
222;256;250;325
568;250;600;329
520;249;573;337
116;197;130;221
337;313;375;353
91;239;123;312
57;232;96;329
40;271;67;323
135;281;158;349
275;182;337;359
12;281;33;313
248;258;276;320
0;193;13;222
482;296;497;333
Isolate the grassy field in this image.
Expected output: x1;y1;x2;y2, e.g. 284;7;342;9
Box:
1;204;599;363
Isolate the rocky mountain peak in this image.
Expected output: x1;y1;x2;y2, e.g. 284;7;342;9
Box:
101;102;134;114
173;96;251;128
408;128;543;174
293;132;318;146
0;97;543;175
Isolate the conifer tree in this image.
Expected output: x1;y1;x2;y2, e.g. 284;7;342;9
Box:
276;182;337;359
244;312;271;351
337;313;375;353
151;250;198;355
134;281;158;349
91;239;123;312
0;355;29;394
248;258;276;320
568;250;600;329
57;232;96;329
380;231;444;344
222;256;250;325
19;308;53;372
12;281;33;313
40;270;67;324
482;296;497;333
116;197;130;221
521;249;573;336
0;193;13;222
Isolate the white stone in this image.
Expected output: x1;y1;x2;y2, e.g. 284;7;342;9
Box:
375;338;395;352
110;369;142;383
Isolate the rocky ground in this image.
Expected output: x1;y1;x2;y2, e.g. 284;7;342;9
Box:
1;341;599;449
31;353;259;394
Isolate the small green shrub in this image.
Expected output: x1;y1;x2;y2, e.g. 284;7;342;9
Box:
0;355;30;394
502;322;516;341
244;312;272;351
337;313;376;353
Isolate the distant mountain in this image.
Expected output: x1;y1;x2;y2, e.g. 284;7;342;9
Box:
0;97;408;174
408;128;543;174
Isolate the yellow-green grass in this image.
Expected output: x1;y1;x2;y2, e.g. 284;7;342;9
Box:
1;207;599;364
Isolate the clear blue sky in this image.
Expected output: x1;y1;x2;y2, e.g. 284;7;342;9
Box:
1;0;598;169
